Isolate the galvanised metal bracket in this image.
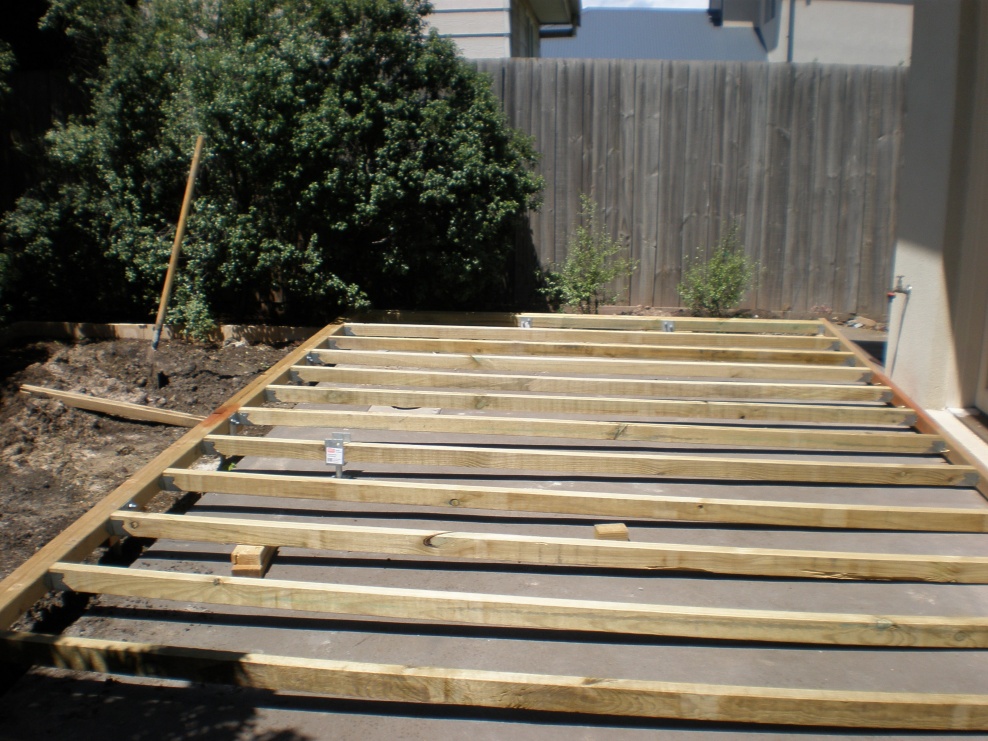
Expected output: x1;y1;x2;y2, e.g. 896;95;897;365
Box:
306;352;325;366
325;430;351;479
663;321;675;332
228;412;249;429
341;325;355;336
519;317;532;329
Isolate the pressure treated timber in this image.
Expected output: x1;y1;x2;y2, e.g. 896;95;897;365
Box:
518;314;827;335
342;322;839;351
46;563;988;648
204;436;975;487
309;348;872;383
292;365;892;403
230;545;277;577
162;469;988;532
328;335;856;366
0;322;341;631
20;384;205;428
265;385;916;426
109;512;988;583
4;631;987;730
824;319;988;503
238;407;946;454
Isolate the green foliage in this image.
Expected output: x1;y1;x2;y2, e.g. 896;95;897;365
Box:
678;224;758;317
540;195;637;314
2;0;542;334
0;40;14;98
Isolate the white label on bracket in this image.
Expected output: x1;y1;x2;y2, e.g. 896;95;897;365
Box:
325;442;345;466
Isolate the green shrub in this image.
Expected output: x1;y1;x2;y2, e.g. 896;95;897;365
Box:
2;0;542;335
678;224;758;317
540;195;637;314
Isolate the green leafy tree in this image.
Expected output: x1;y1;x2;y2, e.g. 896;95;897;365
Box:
2;0;541;333
540;194;637;314
0;40;14;98
678;223;758;317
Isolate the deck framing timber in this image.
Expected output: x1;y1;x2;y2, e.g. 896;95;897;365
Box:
3;314;988;732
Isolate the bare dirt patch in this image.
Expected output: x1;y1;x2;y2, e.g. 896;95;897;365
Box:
0;336;297;594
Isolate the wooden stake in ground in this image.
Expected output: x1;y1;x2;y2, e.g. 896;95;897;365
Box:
150;135;205;352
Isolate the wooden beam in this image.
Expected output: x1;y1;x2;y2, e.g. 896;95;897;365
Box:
110;512;988;582
4;631;987;729
47;563;988;648
0;322;341;631
594;523;630;541
204;437;975;487
231;545;277;577
265;385;915;426
342;322;839;350
163;469;988;532
238;407;946;454
310;348;872;383
292;366;892;403
328;335;855;366
20;385;205;428
824;319;988;502
518;314;826;335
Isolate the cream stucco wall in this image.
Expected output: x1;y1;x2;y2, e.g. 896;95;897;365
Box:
887;0;988;412
767;0;912;66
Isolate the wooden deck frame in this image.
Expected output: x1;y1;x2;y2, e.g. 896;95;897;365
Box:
45;563;988;648
265;385;915;426
309;348;873;383
342;322;841;350
4;315;988;731
5;631;988;730
291;365;892;403
237;407;946;454
162;469;988;532
327;334;858;366
203;436;976;487
109;511;988;583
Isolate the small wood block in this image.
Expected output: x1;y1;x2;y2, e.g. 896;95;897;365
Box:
231;544;278;578
594;523;629;541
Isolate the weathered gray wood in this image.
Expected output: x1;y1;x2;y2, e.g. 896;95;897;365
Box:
474;60;906;317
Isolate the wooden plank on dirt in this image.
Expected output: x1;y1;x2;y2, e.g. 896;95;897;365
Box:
292;365;891;403
237;407;946;454
342;323;838;351
20;385;204;428
4;631;988;729
47;563;988;648
309;348;871;383
163;469;988;533
110;512;988;583
327;335;854;366
264;385;915;426
0;323;339;631
203;437;974;487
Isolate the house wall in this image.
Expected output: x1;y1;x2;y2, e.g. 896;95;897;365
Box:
510;0;541;58
427;0;539;58
767;0;913;66
886;0;988;411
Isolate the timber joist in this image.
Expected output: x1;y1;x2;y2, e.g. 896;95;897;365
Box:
5;315;988;732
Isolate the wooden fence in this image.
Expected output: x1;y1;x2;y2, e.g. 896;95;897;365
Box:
477;59;907;318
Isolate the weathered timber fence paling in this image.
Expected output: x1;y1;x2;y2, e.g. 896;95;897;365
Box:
476;59;907;318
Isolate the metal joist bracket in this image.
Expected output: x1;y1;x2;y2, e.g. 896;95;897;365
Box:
663;321;675;332
519;317;532;329
305;352;325;366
